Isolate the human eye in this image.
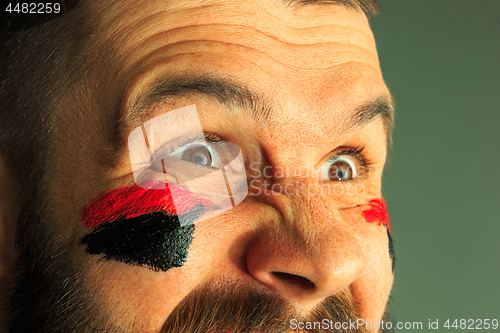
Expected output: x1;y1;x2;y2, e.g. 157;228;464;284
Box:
167;142;223;169
319;146;372;182
148;133;243;181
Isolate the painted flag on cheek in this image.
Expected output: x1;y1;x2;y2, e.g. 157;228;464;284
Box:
80;183;218;271
361;198;391;233
361;198;395;272
81;182;217;229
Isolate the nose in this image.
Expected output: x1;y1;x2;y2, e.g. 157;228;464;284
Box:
245;181;365;308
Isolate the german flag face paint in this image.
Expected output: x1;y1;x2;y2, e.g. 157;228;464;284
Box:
81;183;218;272
362;198;395;272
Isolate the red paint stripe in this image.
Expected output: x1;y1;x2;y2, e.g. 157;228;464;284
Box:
362;198;391;233
82;181;216;229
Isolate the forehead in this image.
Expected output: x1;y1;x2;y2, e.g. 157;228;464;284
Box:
87;0;375;44
80;0;386;112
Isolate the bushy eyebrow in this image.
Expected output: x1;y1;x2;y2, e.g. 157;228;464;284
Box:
127;73;394;147
129;73;276;125
344;97;395;150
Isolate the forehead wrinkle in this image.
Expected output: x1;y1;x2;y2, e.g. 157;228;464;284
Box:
120;48;388;142
111;37;375;136
89;0;370;32
121;53;384;130
112;19;374;53
119;41;378;89
126;23;375;56
84;0;386;151
86;0;376;61
84;1;382;100
118;36;382;111
104;18;378;76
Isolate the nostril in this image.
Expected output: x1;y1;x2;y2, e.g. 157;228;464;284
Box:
271;271;316;290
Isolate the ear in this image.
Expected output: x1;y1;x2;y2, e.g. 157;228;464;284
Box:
0;156;20;329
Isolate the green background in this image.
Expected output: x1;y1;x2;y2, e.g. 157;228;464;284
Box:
371;0;500;331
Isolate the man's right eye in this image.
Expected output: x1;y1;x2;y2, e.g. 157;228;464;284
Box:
168;143;223;169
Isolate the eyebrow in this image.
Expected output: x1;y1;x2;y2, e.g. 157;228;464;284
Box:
128;73;394;146
129;74;275;125
343;97;395;150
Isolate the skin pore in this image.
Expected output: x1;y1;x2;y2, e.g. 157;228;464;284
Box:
3;0;394;331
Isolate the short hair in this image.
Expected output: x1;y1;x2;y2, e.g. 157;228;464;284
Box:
0;0;381;199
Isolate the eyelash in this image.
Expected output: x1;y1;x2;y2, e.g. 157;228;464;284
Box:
150;132;226;162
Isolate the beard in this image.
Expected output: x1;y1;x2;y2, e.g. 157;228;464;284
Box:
6;178;115;332
6;181;393;333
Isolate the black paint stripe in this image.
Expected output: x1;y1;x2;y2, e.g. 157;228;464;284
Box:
81;210;201;272
387;227;395;273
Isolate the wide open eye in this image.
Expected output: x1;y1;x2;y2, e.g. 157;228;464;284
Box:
321;155;358;181
169;142;222;169
128;105;248;228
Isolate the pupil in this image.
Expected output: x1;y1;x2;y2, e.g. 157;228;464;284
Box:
182;145;212;166
329;161;353;181
193;152;208;165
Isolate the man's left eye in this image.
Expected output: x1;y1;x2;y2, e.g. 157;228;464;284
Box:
321;156;358;181
169;143;222;169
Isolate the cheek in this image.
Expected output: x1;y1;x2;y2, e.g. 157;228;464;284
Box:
82;263;201;331
342;198;394;275
344;202;394;322
361;198;394;272
79;183;217;272
361;198;390;233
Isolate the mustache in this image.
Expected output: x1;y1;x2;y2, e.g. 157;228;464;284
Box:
81;181;217;229
161;280;380;333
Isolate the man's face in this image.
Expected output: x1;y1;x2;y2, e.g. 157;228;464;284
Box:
24;0;393;331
